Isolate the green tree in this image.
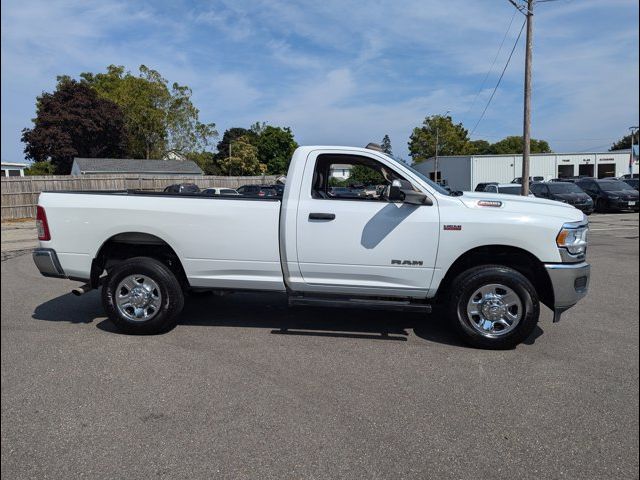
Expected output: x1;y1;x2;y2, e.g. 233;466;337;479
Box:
610;133;637;151
215;128;258;163
185;151;221;175
408;115;470;163
467;139;492;155
381;134;393;155
254;125;298;174
487;136;551;154
348;165;385;185
249;121;268;136
219;136;263;175
80;65;217;159
21;79;127;174
24;161;56;175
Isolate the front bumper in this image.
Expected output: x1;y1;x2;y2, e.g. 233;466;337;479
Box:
608;198;639;211
33;248;66;278
544;262;590;322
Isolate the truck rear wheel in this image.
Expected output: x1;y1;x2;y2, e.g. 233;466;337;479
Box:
448;265;539;349
102;257;184;334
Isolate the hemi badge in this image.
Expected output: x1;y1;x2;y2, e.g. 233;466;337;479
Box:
478;200;503;208
444;225;462;231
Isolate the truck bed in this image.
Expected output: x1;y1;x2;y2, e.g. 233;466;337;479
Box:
38;191;286;291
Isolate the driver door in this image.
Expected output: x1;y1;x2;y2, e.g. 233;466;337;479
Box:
294;151;440;298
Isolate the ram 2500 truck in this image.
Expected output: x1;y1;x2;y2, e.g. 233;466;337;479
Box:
33;145;591;349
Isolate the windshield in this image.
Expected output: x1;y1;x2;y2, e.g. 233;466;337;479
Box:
385;156;452;195
548;183;584;194
599;180;636;192
499;186;523;195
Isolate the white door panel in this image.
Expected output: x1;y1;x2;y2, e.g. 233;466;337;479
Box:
296;198;439;295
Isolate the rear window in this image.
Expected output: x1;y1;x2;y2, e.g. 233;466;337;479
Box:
548;183;583;194
499;186;522;195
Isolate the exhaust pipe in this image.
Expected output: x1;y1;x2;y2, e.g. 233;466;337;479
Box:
72;283;94;296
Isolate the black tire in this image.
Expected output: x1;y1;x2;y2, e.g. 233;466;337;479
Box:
447;265;539;349
102;256;184;334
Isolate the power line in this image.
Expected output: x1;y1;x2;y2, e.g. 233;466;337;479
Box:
463;9;518;120
469;18;526;137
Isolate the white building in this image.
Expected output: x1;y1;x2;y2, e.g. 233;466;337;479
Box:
0;162;27;177
329;164;353;179
413;151;638;191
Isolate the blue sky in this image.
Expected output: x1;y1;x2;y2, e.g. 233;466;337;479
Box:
1;0;638;163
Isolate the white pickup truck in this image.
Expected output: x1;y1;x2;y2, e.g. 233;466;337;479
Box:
33;145;591;349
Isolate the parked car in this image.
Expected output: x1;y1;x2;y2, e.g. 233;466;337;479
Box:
621;178;639;191
236;184;278;197
620;173;639;180
575;178;640;213
270;184;285;196
202;188;240;196
33;145;591;349
512;176;545;184
530;182;594;215
475;182;498;192
163;183;200;194
328;186;366;198
550;177;580;183
482;184;534;196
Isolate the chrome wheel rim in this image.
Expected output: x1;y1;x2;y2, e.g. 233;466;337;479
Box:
115;274;162;322
466;283;523;338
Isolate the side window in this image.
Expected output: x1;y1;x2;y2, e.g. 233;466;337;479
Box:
580;181;595;193
311;154;413;202
485;185;497;193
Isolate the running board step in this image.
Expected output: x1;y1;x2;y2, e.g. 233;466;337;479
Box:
288;296;432;313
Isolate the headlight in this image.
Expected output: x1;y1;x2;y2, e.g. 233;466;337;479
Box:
608;195;620;200
556;222;589;256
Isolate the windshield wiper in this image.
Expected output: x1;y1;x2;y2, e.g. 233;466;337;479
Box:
450;190;464;197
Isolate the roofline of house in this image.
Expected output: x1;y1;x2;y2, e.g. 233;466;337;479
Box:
1;162;28;167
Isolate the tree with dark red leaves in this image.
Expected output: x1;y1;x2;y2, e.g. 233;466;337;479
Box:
21;79;127;174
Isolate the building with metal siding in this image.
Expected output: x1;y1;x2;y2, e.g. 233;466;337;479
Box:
413;151;638;191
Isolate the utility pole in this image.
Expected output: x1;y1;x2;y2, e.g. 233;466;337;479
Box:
630;126;639;175
434;127;439;183
521;0;534;196
433;110;450;184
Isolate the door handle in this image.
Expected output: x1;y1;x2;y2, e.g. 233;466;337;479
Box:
309;213;336;221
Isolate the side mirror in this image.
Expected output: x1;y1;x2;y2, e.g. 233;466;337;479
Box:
389;180;432;206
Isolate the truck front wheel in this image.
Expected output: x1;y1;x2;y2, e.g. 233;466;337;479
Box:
448;265;539;349
102;257;184;334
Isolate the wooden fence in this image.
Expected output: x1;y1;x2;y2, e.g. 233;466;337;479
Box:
0;174;278;220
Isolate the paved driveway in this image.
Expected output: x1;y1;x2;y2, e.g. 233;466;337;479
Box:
1;214;638;479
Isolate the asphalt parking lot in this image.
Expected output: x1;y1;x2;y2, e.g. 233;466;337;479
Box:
1;213;638;479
